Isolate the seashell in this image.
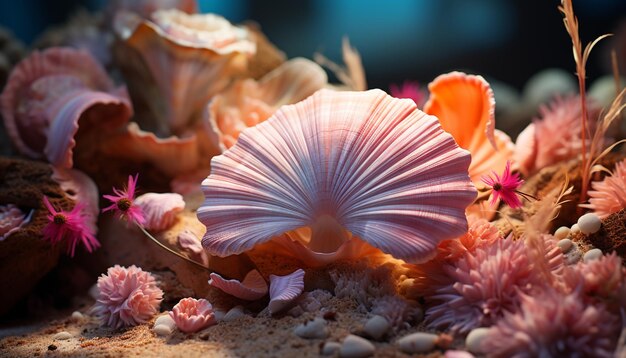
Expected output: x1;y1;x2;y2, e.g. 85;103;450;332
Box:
199;89;476;263
114;9;255;137
53;331;73;340
207;58;327;149
396;332;438;354
51;167;99;232
134;192;185;232
321;342;342;356
178;230;208;266
339;334;375;358
293;317;329;339
154;313;176;329
152;324;173;336
268;269;305;315
209;269;268;300
0;204;33;241
0;47;132;168
424;71;515;184
363;315;390;341
222;305;245;322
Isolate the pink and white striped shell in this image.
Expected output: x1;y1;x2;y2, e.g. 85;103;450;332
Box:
0;47;132;168
199;89;476;264
268;269;305;315
134;192;185;232
208;269;268;300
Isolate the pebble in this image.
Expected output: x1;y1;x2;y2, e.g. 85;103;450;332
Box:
70;311;84;321
339;334;375;358
554;226;570;240
444;350;476;358
213;310;226;322
465;328;490;354
396;332;438;354
294;317;329;339
557;238;574;253
583;248;603;262
53;331;73;340
363;315;390;340
152;324;173;336
223;306;245;322
578;213;602;235
154;314;176;329
570;223;581;234
321;341;341;355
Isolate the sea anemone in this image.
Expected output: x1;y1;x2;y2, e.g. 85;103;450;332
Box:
0;204;33;241
581;158;626;218
92;265;163;329
389;81;427;108
436;216;501;262
483;289;620;357
42;196;99;257
562;252;626;307
481;160;525;209
199;89;476;265
169;297;216;333
102;174;145;226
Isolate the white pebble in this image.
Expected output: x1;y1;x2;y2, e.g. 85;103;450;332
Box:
339;334;375;358
466;328;490;354
578;213;602;235
70;311;84;321
223;306;245;322
570;224;580;234
557;238;574;253
321;341;342;355
554;226;570;240
152;324;173;336
583;248;603;262
53;331;73;340
154;314;176;329
213;310;226;322
294;317;328;339
363;315;390;340
396;332;438;354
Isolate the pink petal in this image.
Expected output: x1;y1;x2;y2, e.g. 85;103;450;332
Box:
209;269;268;301
199;89;476;263
135;192;185;232
268;269;305;315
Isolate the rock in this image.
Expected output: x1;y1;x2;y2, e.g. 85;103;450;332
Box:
578;213;601;235
557;238;574;253
154;314;176;329
339;334;375;358
152;324;173;336
213;310;226;322
53;331;73;340
396;332;438;354
363;315;389;340
321;341;341;356
466;328;490;354
71;311;84;321
294;317;328;339
583;248;603;262
223;306;245;322
571;223;581;234
554;226;570;240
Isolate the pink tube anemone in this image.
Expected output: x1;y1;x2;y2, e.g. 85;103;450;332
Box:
199;89;476;264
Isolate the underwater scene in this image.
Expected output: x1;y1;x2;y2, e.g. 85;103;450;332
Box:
1;0;626;357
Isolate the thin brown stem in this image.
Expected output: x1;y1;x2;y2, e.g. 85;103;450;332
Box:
137;225;210;271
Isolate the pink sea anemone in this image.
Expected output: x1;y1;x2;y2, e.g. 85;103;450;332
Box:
436;216;501;262
483;289;620;357
481;160;525;209
169;297;216;333
389;81;427;108
42;196;99;257
581;158;626;218
199;89;476;264
562;253;626;307
102;174;145;226
0;204;33;241
92;265;163;329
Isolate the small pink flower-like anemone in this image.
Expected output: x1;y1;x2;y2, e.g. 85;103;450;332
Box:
425;237;549;334
436;216;501;262
102;174;145;226
389;81;427;108
92;265;163;329
481;160;525;209
482;289;620;358
0;204;33;241
562;252;626;307
581;158;626;218
42;196;99;257
169;297;216;333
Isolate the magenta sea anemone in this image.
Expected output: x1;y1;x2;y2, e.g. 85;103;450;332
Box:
92;265;163;329
169;297;216;333
483;289;621;358
481;160;525;209
581;158;626;218
199;89;476;265
42;196;99;257
102;174;145;226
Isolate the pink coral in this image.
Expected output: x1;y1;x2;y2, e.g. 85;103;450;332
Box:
169;297;216;333
0;204;33;241
102;174;145;226
389;81;427;108
42;196;99;257
563;253;626;307
425;238;546;334
481;160;524;209
436;216;501;261
582;158;626;218
92;265;163;329
483;289;620;357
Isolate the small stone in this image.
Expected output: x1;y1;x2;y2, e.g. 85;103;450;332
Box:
570;223;580;234
213;310;226;322
154;314;176;329
396;332;438;353
339;334;375;358
48;344;57;351
70;311;84;321
583;248;603;262
554;226;570;240
223;306;245;322
363;315;390;340
578;213;602;235
53;331;72;340
557;238;574;253
294;317;328;339
152;324;172;336
444;350;475;358
321;341;341;355
466;327;490;354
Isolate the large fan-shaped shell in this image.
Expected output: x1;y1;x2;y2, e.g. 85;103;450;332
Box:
424;72;515;184
209;269;268;300
199;89;476;263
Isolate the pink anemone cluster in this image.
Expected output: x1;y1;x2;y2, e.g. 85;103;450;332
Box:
169;297;216;333
581;158;626;218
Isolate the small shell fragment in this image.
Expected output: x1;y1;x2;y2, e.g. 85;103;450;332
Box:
223;306;245;322
339;334;375;358
294;317;329;339
152;324;173;336
154;314;176;329
53;331;73;340
396;332;438;354
71;311;84;321
363;315;390;341
321;341;342;356
577;213;601;235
